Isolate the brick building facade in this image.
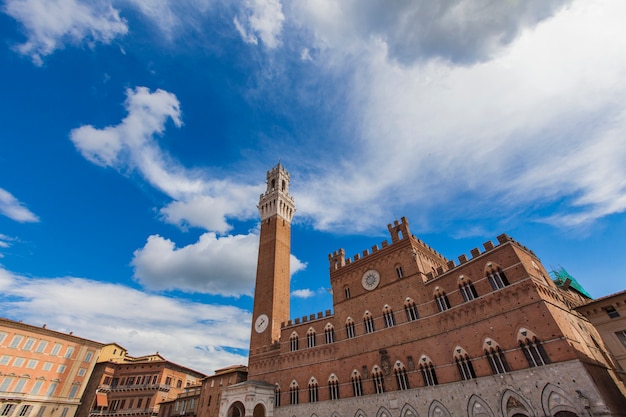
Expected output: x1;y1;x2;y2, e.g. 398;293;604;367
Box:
219;164;626;417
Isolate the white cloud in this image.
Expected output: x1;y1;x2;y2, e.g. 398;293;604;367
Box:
234;0;285;49
291;289;313;298
0;188;39;223
3;0;128;65
131;232;259;296
288;0;626;232
0;267;249;373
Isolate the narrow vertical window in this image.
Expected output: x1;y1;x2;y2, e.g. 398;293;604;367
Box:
383;305;396;328
393;362;410;390
419;356;438;387
308;378;318;403
289;382;299;405
274;385;280;407
351;371;363;397
404;298;419;321
346;318;356;339
454;349;476;380
324;324;335;344
328;375;340;400
459;277;478;302
372;367;385;394
344;287;351;299
487;268;509;290
435;292;451;312
289;333;299;351
306;328;316;348
363;312;375;333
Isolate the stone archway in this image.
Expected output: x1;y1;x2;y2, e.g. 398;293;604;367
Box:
253;403;265;417
228;401;245;417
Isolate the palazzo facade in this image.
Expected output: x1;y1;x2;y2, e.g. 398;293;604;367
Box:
219;164;626;417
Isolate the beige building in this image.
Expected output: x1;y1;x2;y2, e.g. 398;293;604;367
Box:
76;351;206;417
576;290;626;385
0;318;104;417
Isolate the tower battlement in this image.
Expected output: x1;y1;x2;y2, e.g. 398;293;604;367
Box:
257;163;295;223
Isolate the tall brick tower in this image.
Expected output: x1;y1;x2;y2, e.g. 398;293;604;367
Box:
250;163;295;350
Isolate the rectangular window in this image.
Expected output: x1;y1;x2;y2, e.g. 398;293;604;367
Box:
13;378;28;393
68;385;79;399
77;368;86;377
26;359;38;369
35;341;48;353
0;355;10;365
137;398;143;408
18;405;31;417
1;404;15;416
31;380;43;395
84;352;93;362
51;343;62;356
127;377;135;385
616;330;626;348
46;382;58;396
604;306;620;319
57;365;66;373
43;362;53;371
59;408;69;417
0;331;8;344
23;338;36;351
13;357;25;367
9;335;24;348
0;377;15;392
36;407;46;417
64;347;74;359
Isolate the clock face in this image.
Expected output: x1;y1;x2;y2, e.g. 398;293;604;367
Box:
361;269;381;290
255;314;269;333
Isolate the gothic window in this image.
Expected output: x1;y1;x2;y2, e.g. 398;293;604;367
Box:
274;385;281;407
364;312;375;334
351;370;363;397
289;381;299;405
308;378;318;403
419;355;438;386
307;328;316;348
324;324;335;344
383;305;396;328
458;276;478;302
346;318;356;339
454;346;476;380
518;328;549;367
487;265;509;290
395;265;404;278
393;361;410;391
483;339;509;374
435;290;451;312
372;366;385;394
289;332;299;351
404;298;419;321
328;374;340;400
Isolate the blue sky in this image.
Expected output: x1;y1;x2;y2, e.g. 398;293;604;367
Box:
1;0;626;374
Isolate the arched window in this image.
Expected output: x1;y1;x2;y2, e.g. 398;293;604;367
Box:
518;328;549;367
486;263;509;290
393;361;410;391
383;305;396;328
345;318;356;339
395;265;404;278
289;381;299;405
363;311;375;333
351;370;363;397
306;328;316;348
289;332;299;351
281;180;285;192
274;384;281;407
308;377;318;403
324;323;335;344
454;346;476;380
372;366;385;394
328;374;340;400
434;289;451;312
419;355;438;386
458;276;478;302
483;338;509;374
404;298;419;321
